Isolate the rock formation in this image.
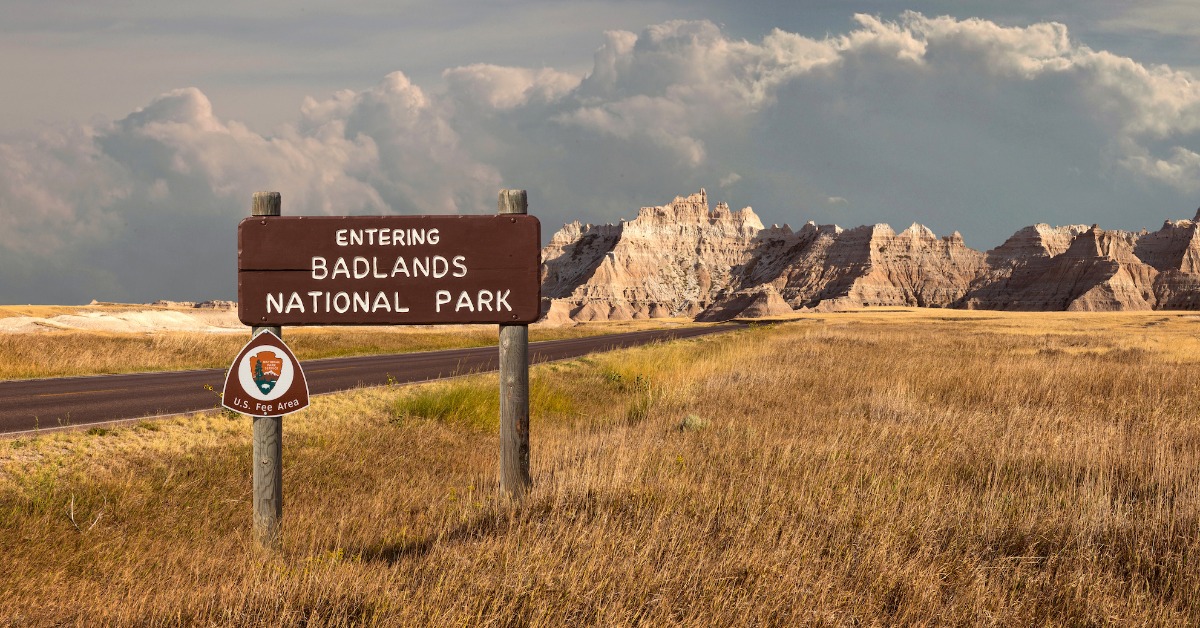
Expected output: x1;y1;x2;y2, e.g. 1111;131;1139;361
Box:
960;224;1091;310
541;190;761;320
147;299;238;310
540;191;1200;322
694;285;793;322
966;227;1156;311
962;215;1200;311
1137;211;1200;309
694;221;985;315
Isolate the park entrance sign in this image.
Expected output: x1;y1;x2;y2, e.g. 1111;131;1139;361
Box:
235;190;538;552
238;215;542;326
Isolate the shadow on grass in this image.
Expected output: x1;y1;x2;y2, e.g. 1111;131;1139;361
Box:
354;507;517;565
351;490;628;566
351;487;663;567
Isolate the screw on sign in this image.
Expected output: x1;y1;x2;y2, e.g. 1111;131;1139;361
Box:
221;330;310;417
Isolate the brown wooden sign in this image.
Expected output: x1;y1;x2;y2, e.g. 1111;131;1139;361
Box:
222;330;310;417
238;215;541;325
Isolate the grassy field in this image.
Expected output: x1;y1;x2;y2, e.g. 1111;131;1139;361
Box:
4;309;1200;624
0;320;688;380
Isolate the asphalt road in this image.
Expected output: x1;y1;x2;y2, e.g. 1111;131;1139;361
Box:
0;324;741;435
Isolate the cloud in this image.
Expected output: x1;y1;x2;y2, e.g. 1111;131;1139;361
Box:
2;13;1200;302
1097;1;1200;38
1120;146;1200;191
443;64;580;110
0;73;500;302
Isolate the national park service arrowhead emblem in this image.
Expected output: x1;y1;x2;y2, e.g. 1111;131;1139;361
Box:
221;330;309;417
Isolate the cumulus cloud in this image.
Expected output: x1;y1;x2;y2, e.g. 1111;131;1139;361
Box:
2;13;1199;302
443;64;580;110
0;73;501;302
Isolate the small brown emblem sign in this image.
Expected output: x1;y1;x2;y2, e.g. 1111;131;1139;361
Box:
221;330;310;417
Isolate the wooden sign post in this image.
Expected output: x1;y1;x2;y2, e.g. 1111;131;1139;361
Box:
250;191;284;551
498;190;531;499
235;189;540;550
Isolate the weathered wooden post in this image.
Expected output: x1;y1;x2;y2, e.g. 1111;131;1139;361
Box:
498;189;531;499
250;191;283;550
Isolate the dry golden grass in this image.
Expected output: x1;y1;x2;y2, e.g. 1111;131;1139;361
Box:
4;310;1200;625
0;319;689;380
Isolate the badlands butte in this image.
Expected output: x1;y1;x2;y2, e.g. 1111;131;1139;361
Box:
540;189;1200;323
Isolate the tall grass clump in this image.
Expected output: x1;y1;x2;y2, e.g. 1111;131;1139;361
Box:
393;378;577;431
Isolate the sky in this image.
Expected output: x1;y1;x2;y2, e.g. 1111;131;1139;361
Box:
1;1;1199;303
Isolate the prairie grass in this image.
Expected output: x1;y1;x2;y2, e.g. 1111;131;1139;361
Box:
0;320;687;380
4;310;1200;624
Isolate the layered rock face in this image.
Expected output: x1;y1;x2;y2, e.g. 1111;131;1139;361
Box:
961;224;1090;310
540;190;762;320
796;224;984;309
964;212;1200;312
1137;215;1200;309
696;221;985;315
541;191;1200;322
694;285;792;322
964;227;1156;311
539;221;623;300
